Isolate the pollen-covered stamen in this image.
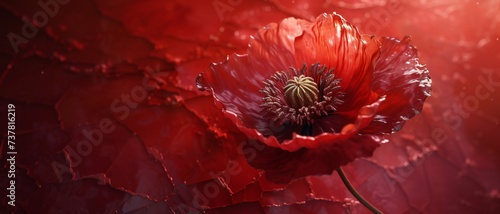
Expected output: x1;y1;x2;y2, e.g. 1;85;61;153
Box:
260;63;344;126
284;75;319;109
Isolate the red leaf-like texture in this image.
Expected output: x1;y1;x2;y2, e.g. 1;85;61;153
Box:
24;179;129;213
1;0;499;213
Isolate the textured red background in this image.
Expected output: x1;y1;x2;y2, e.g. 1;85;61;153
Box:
1;0;499;213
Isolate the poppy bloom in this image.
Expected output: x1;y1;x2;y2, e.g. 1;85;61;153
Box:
197;12;431;183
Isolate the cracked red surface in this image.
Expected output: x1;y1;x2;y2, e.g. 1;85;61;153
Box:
1;0;499;213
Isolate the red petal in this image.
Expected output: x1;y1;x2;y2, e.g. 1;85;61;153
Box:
197;54;284;138
226;97;383;153
364;36;431;134
243;134;381;183
293;13;381;113
247;17;306;75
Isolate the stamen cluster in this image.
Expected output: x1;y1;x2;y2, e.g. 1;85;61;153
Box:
260;63;344;126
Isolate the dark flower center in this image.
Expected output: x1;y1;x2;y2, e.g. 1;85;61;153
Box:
260;63;344;127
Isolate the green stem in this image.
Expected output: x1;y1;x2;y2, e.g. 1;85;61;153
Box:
336;167;383;214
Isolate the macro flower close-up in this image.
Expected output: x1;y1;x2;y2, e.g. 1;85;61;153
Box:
197;13;431;183
0;0;499;213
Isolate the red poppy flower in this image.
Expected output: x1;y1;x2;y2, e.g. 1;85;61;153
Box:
197;13;431;183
